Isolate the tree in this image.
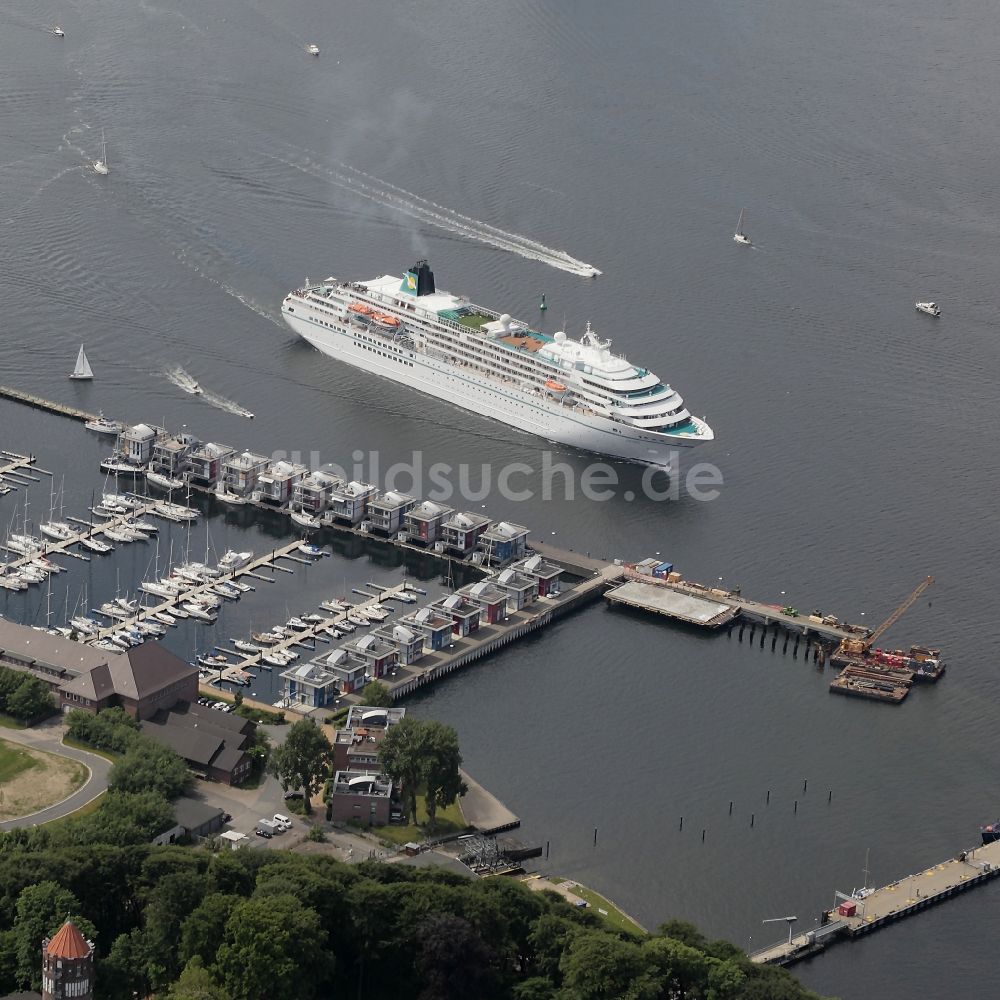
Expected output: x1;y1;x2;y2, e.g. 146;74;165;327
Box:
419;721;466;829
13;882;96;991
415;913;501;1000
361;679;393;707
233;690;243;708
166;957;231;1000
179;894;240;969
6;677;54;723
378;717;425;822
110;741;190;800
379;718;466;829
266;719;333;814
557;932;659;1000
214;894;332;999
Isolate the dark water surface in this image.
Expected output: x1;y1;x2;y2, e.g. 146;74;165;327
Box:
3;1;1000;995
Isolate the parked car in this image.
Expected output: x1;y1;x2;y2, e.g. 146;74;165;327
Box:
255;828;272;839
272;813;292;831
283;790;304;801
222;812;232;823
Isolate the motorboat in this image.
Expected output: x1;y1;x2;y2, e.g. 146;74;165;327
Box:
300;613;325;624
102;527;141;543
53;26;65;37
251;631;280;645
212;581;242;600
306;43;320;56
217;549;253;573
916;301;940;317
98;602;134;620
335;619;356;633
286;617;310;630
70;617;99;636
124;518;158;534
734;207;751;246
93;128;109;176
136;621;166;637
193;591;222;609
84;413;123;435
153;611;177;626
146;470;186;491
197;653;230;667
346;613;371;627
230;580;253;593
170;606;190;619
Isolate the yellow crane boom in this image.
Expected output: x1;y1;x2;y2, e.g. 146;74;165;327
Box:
837;576;934;657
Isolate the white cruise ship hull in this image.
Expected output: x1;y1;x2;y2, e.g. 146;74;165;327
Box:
284;313;699;467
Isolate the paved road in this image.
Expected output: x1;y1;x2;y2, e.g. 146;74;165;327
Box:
0;719;112;829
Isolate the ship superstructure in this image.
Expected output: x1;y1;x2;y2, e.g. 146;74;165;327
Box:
281;260;713;466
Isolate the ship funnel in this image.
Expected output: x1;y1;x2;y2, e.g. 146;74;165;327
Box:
401;259;436;297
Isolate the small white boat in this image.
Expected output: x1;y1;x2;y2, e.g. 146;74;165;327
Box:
291;510;320;530
183;603;218;622
141;580;180;599
153;611;177;626
69;345;94;380
212;582;242;600
93;128;109;176
39;521;75;542
146;470;186;491
152;501;199;521
916;301;940;317
733;208;751;246
53;26;65;37
215;486;248;506
297;541;323;556
79;535;114;554
7;534;43;556
234;639;263;654
100;457;145;475
306;43;320;56
84;412;123;435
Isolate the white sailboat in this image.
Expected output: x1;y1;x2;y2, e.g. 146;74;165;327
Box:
69;344;94;380
93;129;109;176
733;208;751;246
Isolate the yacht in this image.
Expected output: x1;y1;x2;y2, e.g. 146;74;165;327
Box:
84;413;123;435
39;521;75;542
7;534;43;556
79;535;114;554
217;549;253;573
291;510;320;530
306;43;320;56
69;345;94;380
146;470;186;491
916;301;941;317
93;129;109;176
733;208;751;246
215;486;248;506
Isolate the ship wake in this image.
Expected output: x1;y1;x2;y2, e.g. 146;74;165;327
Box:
270;151;602;278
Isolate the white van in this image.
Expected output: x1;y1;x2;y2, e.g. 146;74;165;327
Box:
272;813;292;831
257;818;280;834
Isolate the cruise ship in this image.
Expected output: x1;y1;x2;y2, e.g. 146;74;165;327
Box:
281;261;713;466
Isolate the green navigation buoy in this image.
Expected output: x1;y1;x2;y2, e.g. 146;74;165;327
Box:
539;293;547;311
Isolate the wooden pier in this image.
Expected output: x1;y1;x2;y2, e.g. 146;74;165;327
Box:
751;837;1000;966
0;387;96;423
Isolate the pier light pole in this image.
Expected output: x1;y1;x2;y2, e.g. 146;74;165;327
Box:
762;915;798;946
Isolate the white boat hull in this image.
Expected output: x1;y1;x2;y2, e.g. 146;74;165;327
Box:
283;313;708;467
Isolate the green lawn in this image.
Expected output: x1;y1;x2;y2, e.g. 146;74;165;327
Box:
570;883;646;937
376;796;468;847
0;742;38;783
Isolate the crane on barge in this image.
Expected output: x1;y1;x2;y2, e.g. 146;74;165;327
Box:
835;576;934;660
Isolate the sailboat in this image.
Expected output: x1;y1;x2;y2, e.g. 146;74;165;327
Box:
93;129;109;176
70;344;94;380
733;208;751;246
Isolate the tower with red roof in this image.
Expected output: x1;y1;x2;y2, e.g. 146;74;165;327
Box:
40;920;93;1000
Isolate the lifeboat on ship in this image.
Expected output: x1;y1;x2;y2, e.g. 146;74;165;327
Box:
348;303;374;315
371;313;401;330
544;379;569;397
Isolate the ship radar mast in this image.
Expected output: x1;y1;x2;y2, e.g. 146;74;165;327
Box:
582;320;611;350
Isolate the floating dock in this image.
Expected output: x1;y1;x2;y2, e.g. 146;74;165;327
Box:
752;837;1000;966
605;579;739;629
